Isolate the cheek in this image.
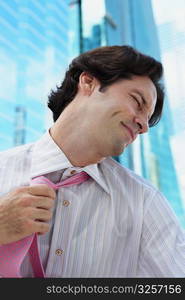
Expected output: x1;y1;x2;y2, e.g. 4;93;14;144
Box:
122;103;136;117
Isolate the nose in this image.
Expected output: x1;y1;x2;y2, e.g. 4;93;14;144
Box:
134;116;149;134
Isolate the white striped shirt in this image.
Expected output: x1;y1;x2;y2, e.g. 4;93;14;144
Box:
0;130;184;277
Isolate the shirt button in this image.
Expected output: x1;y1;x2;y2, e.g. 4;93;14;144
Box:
55;249;63;256
63;200;70;207
70;170;76;175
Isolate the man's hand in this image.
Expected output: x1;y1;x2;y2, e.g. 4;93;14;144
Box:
0;185;56;245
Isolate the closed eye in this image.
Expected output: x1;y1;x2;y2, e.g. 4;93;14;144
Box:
131;95;141;108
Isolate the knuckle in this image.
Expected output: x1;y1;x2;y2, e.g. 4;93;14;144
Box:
13;186;28;195
23;219;36;234
23;207;34;218
20;196;33;207
23;218;32;230
12;189;33;207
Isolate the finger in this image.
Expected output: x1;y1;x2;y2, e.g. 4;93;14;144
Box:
32;220;50;234
28;195;55;210
31;207;53;222
27;184;56;199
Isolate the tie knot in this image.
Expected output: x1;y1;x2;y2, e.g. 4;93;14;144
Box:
31;171;90;190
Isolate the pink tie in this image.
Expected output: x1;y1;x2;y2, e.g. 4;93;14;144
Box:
0;171;90;278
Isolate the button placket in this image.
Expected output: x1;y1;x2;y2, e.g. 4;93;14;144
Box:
45;189;64;276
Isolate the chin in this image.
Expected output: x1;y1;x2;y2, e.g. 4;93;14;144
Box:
112;145;126;156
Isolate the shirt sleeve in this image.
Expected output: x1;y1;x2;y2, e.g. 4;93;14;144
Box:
137;190;185;277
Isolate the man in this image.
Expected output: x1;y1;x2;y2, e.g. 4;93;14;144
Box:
0;46;184;277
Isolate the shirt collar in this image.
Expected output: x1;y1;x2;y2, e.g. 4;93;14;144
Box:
30;130;109;194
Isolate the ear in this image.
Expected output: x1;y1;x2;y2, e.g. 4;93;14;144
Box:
78;72;98;95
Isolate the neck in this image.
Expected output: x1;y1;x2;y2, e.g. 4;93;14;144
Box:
49;120;104;168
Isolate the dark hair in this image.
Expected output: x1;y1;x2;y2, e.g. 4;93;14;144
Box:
48;45;164;126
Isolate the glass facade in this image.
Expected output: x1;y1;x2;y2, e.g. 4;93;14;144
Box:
152;0;185;221
81;0;106;51
68;0;81;59
0;0;70;150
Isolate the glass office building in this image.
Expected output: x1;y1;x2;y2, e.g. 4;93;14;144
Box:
0;0;70;150
152;0;185;222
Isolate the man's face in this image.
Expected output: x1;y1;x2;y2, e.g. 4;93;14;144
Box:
82;75;157;157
